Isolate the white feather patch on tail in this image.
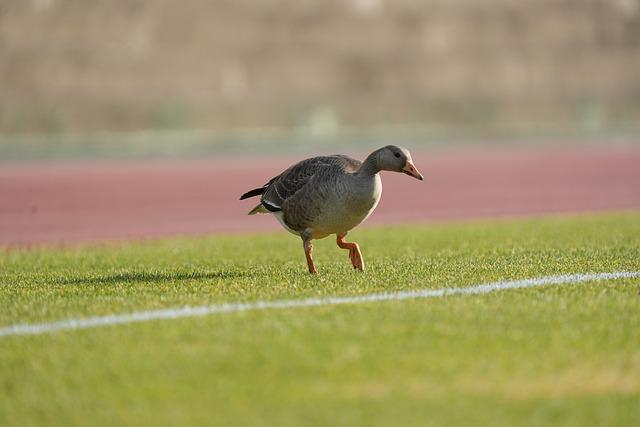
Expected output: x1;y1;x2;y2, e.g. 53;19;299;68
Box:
248;204;298;236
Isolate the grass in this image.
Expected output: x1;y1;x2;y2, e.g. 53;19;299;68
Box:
1;212;639;426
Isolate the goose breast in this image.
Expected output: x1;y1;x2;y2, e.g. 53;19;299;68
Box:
284;172;382;239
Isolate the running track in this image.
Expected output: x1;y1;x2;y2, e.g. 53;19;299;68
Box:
1;145;639;246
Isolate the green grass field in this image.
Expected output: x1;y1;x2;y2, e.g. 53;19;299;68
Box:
1;212;639;426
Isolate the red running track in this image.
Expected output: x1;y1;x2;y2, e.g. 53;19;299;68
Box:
1;145;639;246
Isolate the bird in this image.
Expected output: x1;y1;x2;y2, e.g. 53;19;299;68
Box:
240;145;424;274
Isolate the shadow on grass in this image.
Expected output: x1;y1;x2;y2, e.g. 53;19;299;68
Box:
57;270;251;285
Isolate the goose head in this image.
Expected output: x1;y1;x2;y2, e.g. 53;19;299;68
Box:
376;145;424;180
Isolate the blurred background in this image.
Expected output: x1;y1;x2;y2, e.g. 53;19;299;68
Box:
1;0;639;158
1;0;639;245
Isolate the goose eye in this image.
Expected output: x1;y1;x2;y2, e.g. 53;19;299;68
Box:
394;152;401;158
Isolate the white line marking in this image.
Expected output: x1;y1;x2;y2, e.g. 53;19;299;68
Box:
1;271;638;338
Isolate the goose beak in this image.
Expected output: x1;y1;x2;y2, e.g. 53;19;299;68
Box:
402;161;424;181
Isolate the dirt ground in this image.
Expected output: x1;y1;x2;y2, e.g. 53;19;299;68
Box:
1;144;639;246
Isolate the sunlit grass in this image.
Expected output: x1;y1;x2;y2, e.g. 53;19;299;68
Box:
1;212;639;426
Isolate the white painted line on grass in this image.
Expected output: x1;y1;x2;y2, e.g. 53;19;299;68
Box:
1;271;638;338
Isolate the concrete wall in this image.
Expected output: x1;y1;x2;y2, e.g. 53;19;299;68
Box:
1;0;639;134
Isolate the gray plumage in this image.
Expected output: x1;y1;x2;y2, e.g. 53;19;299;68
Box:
248;154;380;239
240;145;423;273
262;155;361;213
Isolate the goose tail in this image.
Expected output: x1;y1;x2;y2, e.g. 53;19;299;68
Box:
248;204;269;215
240;187;266;200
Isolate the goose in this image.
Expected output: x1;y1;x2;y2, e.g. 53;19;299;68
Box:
240;145;424;274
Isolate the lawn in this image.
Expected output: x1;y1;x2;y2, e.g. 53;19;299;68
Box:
1;212;639;426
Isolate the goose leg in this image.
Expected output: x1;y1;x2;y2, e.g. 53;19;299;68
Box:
303;238;318;274
336;233;365;272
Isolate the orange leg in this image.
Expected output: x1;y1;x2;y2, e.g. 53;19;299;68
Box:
303;239;318;274
336;233;365;272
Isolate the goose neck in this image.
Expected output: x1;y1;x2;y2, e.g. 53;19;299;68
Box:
358;151;380;177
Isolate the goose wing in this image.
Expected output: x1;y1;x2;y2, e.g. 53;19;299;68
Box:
259;155;361;213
